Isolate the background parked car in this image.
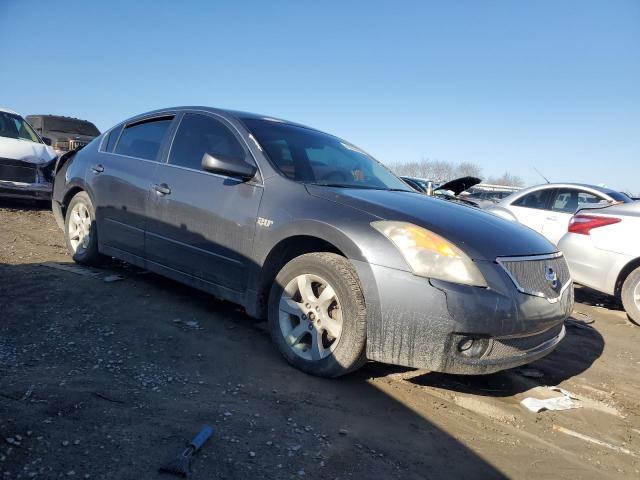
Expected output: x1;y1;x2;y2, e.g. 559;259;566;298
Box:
559;202;640;324
26;115;100;157
487;183;632;244
0;107;56;200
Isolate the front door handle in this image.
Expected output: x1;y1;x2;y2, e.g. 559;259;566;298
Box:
91;164;104;174
153;183;171;195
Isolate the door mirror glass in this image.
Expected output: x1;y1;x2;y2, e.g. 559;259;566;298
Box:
202;152;257;180
41;136;52;146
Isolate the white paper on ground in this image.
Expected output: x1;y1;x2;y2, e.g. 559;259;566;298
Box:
520;386;582;413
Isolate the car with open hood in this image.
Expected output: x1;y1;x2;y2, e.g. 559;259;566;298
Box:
0;108;57;200
52;106;573;377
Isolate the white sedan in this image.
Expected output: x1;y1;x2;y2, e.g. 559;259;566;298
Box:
487;183;632;244
558;202;640;324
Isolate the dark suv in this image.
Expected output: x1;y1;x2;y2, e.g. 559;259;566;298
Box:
26;115;100;157
52;106;572;377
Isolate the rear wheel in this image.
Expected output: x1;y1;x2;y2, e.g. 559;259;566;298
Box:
268;252;367;377
64;191;103;266
621;266;640;326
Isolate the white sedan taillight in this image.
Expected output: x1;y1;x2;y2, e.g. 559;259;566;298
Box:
568;214;621;235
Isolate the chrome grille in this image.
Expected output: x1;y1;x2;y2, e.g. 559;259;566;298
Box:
497;253;571;302
69;140;88;151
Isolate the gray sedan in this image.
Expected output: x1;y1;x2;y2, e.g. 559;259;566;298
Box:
52;107;573;377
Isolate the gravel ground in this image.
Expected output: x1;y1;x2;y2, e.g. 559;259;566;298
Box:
1;199;639;479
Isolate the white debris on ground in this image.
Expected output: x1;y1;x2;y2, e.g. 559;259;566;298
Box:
521;386;582;413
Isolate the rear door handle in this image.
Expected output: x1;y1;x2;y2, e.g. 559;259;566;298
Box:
546;216;557;221
153;183;171;195
91;164;104;174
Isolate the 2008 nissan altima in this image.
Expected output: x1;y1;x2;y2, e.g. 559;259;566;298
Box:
52;107;573;377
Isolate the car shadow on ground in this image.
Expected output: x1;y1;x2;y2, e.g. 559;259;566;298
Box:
0;261;509;479
574;284;624;311
0;197;50;211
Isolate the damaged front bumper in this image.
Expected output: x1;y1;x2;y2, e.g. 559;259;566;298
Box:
0;157;56;200
356;259;573;375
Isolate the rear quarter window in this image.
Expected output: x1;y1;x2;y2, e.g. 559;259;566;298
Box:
115;117;173;161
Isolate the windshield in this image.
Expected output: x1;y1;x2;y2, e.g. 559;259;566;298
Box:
0;111;42;143
44;117;100;136
243;118;411;191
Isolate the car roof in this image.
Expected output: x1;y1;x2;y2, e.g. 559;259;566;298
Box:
0;107;21;116
513;182;622;196
26;114;95;123
123;106;316;131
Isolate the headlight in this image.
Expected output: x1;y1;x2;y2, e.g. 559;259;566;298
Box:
371;221;487;287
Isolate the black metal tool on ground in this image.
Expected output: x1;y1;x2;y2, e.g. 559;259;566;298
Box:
159;426;213;478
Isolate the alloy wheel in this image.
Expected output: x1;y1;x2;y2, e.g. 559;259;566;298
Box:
278;273;343;361
68;202;92;254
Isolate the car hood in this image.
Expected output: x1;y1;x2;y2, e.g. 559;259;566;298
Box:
307;186;557;261
0;136;56;164
434;176;482;195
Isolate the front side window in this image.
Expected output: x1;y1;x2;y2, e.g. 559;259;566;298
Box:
0;111;41;143
169;113;245;170
115;117;173;161
512;189;554;210
242;118;410;191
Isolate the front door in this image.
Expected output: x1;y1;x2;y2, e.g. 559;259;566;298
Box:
508;188;556;236
145;112;263;292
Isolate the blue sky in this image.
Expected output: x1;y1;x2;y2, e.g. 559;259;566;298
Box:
1;0;638;191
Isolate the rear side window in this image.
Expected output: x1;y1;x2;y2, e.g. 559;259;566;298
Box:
551;189;607;213
115;117;173;161
168;113;245;171
103;125;123;153
512;189;554;210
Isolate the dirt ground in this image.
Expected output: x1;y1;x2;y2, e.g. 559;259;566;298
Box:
1;199;639;479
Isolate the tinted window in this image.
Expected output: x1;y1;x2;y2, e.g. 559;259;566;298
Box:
104;125;123;152
115;117;173;161
551;189;607;213
43;117;100;136
169;113;245;170
512;189;554;210
243;118;410;191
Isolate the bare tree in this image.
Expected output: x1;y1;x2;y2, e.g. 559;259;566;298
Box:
455;161;483;178
388;158;481;183
487;172;525;187
388;159;524;187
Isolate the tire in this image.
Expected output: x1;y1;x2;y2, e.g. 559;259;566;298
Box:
64;191;104;266
268;252;367;377
621;266;640;326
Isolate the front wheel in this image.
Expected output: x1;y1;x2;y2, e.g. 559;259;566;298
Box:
64;191;104;266
621;267;640;326
268;252;367;377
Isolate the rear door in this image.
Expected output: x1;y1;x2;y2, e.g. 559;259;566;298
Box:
145;112;263;292
543;188;610;244
89;115;175;258
507;188;556;235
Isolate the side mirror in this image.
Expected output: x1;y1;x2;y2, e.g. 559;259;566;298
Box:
201;153;257;181
42;137;52;146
